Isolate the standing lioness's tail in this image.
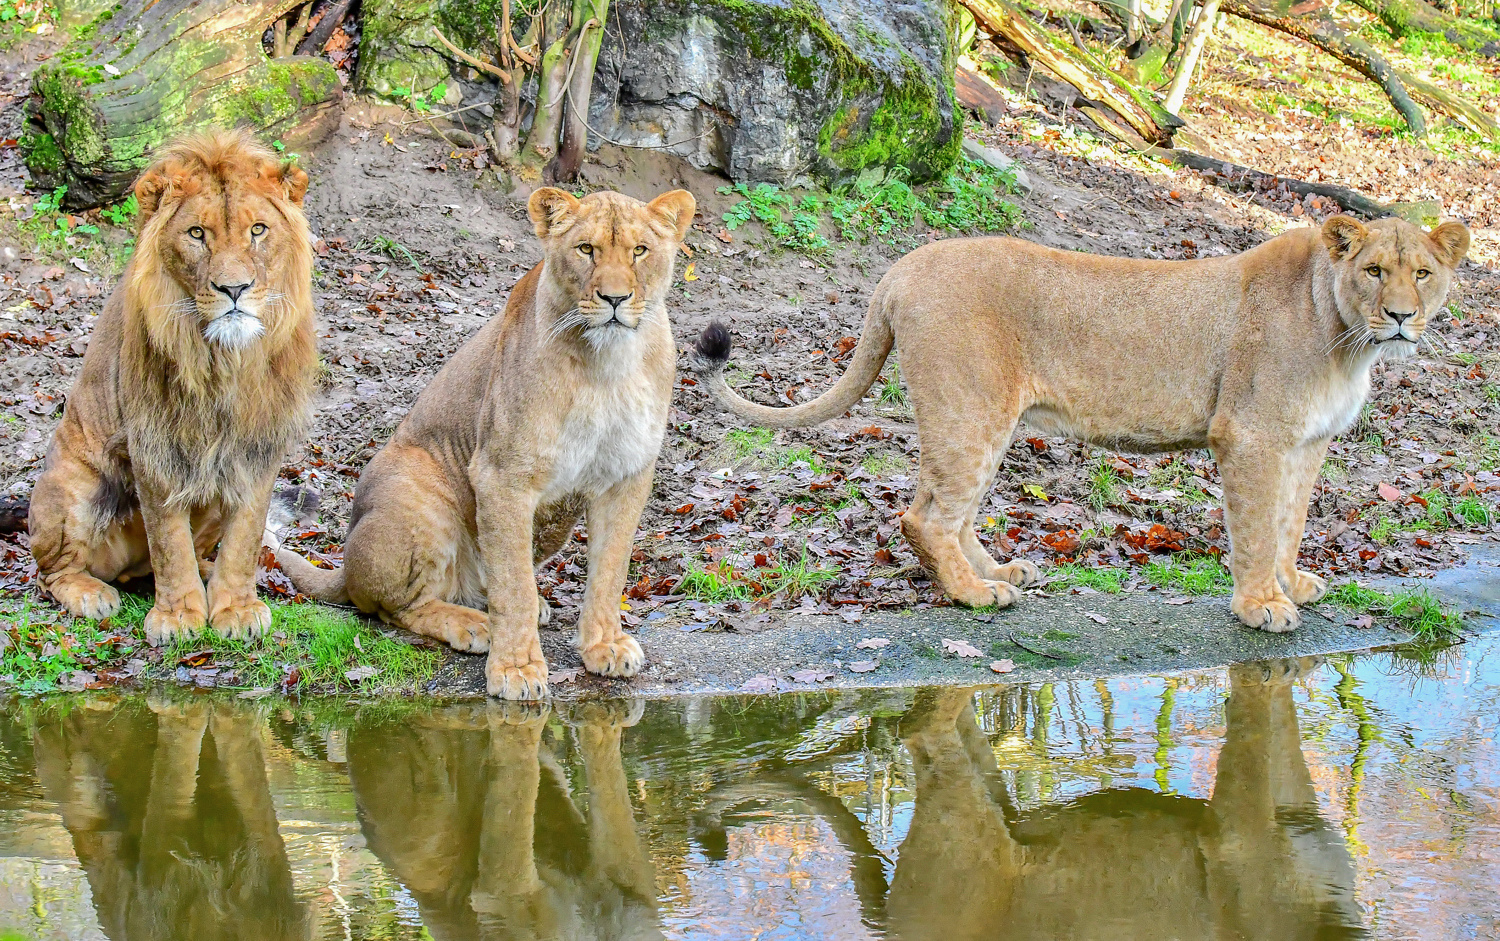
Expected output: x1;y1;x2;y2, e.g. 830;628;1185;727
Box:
273;548;350;604
692;297;895;429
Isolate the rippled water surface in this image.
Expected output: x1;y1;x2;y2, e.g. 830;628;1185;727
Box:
0;636;1495;940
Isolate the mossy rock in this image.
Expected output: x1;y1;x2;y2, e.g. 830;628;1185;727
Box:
589;0;963;185
25;0;343;208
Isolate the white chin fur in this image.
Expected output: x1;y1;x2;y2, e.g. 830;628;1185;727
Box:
203;313;265;348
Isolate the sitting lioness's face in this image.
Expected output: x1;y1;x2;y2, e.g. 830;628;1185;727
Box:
1323;215;1469;359
528;187;696;339
134;141;311;349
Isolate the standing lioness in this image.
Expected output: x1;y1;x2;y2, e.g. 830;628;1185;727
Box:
278;187;695;699
695;216;1469;632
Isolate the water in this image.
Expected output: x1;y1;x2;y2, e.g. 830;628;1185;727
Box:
0;635;1495;941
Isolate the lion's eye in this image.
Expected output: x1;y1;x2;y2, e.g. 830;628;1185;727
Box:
188;226;205;241
1415;269;1430;280
1364;265;1382;278
633;245;647;257
251;223;267;237
577;243;593;256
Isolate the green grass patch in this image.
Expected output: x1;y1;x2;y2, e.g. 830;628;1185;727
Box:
861;452;909;475
1323;582;1465;642
876;365;908;407
680;544;837;604
680;561;752;603
1143;553;1233;595
359;234;425;272
726;427;774;461
1087;457;1120;512
1044;563;1125;594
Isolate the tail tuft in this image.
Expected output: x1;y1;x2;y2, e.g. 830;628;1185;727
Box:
693;321;732;373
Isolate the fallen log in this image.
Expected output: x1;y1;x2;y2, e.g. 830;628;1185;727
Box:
1220;0;1427;135
1152;146;1392;217
958;0;1183;145
1346;0;1500;57
295;0;354;57
24;0;343;208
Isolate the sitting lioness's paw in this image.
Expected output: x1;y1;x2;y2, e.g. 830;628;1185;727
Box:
50;575;120;620
1231;591;1300;633
487;658;549;701
996;560;1041;588
581;635;645;678
951;578;1022;609
144;594;209;646
442;614;490;654
210;599;273;640
1285;569;1328;606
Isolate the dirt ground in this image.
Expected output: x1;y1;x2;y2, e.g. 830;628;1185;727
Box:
3;13;1500;678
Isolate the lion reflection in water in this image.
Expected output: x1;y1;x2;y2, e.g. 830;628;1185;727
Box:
887;658;1364;940
348;701;661;941
31;697;307;941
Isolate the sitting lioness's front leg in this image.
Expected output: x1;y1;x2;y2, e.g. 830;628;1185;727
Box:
1215;437;1300;632
474;466;550;701
1275;443;1331;606
206;471;275;640
137;479;209;645
576;470;652;679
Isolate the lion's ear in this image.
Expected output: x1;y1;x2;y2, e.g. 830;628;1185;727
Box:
649;189;697;243
1322;215;1368;260
281;162;309;206
133;169;171;229
1428;220;1470;268
528;187;580;239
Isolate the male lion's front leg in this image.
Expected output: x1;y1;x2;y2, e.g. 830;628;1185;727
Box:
1275;443;1331;606
1215;437;1300;632
206;472;275;640
576;470;652;679
473;464;549;700
137;479;209;645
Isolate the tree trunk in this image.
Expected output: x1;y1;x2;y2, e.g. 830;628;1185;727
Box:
1221;0;1427;135
25;0;343;208
518;9;574;172
958;0;1182;144
550;0;609;183
1346;0;1500;56
1164;0;1222;114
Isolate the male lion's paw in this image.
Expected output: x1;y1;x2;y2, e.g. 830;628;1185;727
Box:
144;592;209;646
49;574;120;620
995;560;1041;588
581;634;646;678
487;657;549;701
210;598;272;640
1231;590;1300;633
1285;569;1328;606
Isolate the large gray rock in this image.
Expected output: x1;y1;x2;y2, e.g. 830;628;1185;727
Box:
587;0;963;185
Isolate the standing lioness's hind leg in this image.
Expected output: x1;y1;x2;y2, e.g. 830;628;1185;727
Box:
901;401;1026;608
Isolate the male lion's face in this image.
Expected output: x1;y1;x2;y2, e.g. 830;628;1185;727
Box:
528;187;697;342
1323;215;1469;360
134;137;311;350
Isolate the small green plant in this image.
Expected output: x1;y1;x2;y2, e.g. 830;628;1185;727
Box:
1323;583;1465;642
779;445;830;475
100;193;138;228
1088;458;1120;512
1143;553;1232;595
862;452;909;475
361;235;425;272
761;544;838;599
877;366;908;406
680;561;750;603
1455;494;1494;527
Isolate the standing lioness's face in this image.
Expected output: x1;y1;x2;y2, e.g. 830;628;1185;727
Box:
134;137;310;349
528;187;697;338
1323;215;1469;359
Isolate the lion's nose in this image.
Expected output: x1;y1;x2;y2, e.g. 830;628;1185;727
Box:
213;281;254;303
597;291;633;310
1384;307;1415;325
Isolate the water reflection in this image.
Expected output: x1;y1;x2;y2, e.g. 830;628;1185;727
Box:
0;640;1495;940
31;698;306;941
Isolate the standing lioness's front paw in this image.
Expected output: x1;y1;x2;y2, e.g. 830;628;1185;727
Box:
1285;569;1328;605
1232;589;1300;633
581;634;645;678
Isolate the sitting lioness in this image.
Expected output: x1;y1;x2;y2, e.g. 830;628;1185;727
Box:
277;187;695;699
694;215;1469;632
28;130;317;643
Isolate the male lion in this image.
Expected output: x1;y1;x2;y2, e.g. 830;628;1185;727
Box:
28;130;316;643
276;187;696;699
694;216;1469;632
